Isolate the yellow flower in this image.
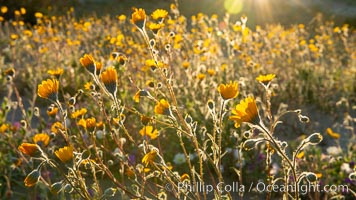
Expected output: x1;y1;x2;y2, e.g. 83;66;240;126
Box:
139;126;159;140
148;22;165;34
14;10;20;16
71;108;87;119
145;59;164;71
229;97;259;128
142;150;157;166
51;122;64;134
207;69;216;76
100;66;118;95
117;14;126;22
47;68;64;78
218;81;239;100
94;61;103;75
20;7;26;15
182;61;190;69
33;133;50;147
85;117;96;130
37;79;59;101
80;54;96;74
197;73;206;80
151;9;168;22
296;151;305;159
133;90;149;103
55;146;74;163
256;74;276;84
131;7;146;29
18;143;39;157
326;128;340;139
181;173;190;181
0;124;10;134
10;34;19;40
24;169;40;187
84;81;94;90
154;99;170;115
34;12;43;18
47;106;58;116
1;6;8;14
78;117;96;131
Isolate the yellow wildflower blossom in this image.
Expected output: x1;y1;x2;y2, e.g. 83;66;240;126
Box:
55;146;74;163
37;79;59;101
154;99;170;115
139;126;159;140
218;81;239;100
142;150;157;166
229;97;259;128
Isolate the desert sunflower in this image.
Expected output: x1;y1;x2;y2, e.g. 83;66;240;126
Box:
33;133;50;147
256;74;276;84
139;126;159;140
229;96;259;128
100;66;118;95
18;143;39;157
154;99;170;115
218;81;239;100
131;7;146;29
80;54;96;74
37;79;59;101
142;150;157;166
55;146;74;163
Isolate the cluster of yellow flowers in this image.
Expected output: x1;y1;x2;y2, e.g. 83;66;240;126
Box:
0;3;354;199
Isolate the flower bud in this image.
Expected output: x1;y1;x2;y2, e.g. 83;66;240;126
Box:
50;181;63;194
24;169;40;187
306;173;317;182
306;133;323;145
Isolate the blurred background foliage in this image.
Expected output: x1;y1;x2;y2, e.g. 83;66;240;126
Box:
0;0;355;27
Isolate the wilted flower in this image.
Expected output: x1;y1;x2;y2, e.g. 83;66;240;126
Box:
37;79;59;101
33;133;50;147
154;99;170;115
229;97;259;128
55;146;74;163
142;150;157;166
100;66;118;95
139;126;159;140
218;81;239;100
18;143;39;157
